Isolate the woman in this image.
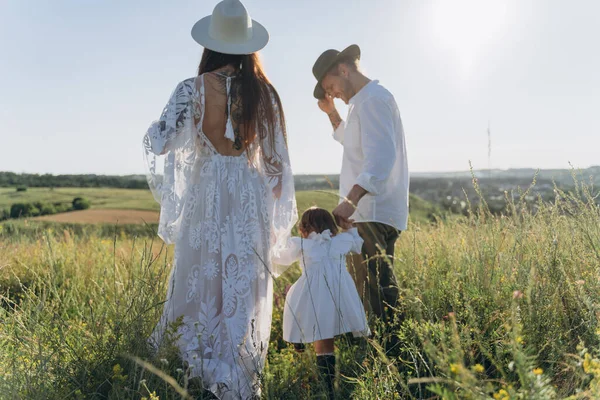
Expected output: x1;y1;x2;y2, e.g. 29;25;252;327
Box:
143;1;297;398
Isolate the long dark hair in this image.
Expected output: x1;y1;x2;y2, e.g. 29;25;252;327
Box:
198;49;285;153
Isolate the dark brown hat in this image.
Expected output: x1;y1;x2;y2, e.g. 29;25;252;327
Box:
312;44;361;99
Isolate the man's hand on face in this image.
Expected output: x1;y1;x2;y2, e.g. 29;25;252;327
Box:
332;200;355;230
317;94;336;115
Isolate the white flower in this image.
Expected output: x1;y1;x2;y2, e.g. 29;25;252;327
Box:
203;260;219;280
189;224;203;250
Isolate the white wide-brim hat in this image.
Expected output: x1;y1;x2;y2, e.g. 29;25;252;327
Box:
191;0;269;55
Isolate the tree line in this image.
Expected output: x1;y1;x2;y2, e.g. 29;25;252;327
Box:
0;172;340;191
0;172;149;189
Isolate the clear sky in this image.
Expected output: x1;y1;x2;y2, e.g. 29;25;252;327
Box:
1;0;598;175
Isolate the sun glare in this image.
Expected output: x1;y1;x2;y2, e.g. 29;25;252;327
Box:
430;0;510;76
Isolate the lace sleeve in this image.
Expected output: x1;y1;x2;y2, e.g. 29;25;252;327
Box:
143;78;198;244
271;237;302;266
259;91;298;277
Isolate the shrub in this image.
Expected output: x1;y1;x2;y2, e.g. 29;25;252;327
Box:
0;208;9;221
15;186;27;192
72;197;91;210
53;202;70;213
39;203;56;216
9;203;40;219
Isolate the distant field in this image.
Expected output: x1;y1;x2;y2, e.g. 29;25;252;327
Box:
23;190;339;224
2;187;434;225
0;187;159;211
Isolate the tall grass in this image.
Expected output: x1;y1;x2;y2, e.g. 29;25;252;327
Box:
0;176;599;399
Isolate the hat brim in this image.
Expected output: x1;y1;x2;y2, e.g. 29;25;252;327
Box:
313;44;361;99
191;16;269;55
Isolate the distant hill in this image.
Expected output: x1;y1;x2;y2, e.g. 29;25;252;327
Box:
412;166;600;182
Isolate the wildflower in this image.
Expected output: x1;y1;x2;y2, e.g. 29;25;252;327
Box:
449;363;460;374
533;368;543;375
516;336;524;344
493;389;509;400
113;364;123;375
160;358;168;365
112;363;128;382
513;290;523;299
583;354;591;373
582;353;600;374
472;364;485;373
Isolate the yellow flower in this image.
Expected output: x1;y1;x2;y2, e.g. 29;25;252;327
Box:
516;336;524;344
533;368;543;375
493;389;509;400
582;353;600;374
472;364;485;373
449;363;460;374
583;353;592;373
112;363;128;382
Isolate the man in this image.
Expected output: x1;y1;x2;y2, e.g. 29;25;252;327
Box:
312;45;409;323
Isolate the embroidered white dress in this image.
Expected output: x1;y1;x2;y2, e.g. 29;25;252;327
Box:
274;228;370;343
143;75;297;399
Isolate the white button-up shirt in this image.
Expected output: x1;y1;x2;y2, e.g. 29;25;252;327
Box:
333;80;409;231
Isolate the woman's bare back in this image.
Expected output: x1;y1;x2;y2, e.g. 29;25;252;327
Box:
197;70;247;157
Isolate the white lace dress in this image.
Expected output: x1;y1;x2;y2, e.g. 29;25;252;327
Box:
143;75;297;399
274;228;370;344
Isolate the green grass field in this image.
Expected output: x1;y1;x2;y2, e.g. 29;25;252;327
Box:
0;188;341;213
3;184;599;399
0;187;437;225
0;187;356;215
0;187;160;211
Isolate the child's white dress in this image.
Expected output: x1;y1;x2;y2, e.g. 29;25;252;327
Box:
274;228;371;343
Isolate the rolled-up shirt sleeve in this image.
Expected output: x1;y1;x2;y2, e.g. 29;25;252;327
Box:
355;97;397;195
332;120;345;144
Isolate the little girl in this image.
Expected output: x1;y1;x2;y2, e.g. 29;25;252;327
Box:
274;207;370;399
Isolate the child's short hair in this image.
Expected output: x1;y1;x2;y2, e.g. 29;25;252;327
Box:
298;207;339;236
